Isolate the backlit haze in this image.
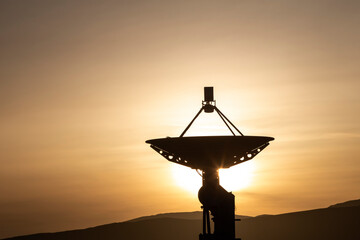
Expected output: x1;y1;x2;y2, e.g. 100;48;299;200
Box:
1;0;360;238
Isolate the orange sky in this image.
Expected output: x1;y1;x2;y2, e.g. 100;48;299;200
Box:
1;0;360;238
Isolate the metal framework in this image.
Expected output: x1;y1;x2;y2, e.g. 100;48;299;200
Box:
180;98;243;138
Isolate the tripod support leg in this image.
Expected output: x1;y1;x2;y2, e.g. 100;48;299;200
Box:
180;107;204;137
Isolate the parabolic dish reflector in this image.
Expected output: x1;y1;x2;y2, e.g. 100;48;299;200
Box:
146;136;274;169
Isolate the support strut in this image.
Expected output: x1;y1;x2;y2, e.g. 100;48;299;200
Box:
179;105;243;137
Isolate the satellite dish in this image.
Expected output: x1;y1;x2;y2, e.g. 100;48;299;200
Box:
146;87;274;240
146;135;273;169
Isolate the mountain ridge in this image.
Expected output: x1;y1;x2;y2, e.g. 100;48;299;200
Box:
328;199;360;208
129;211;251;222
3;199;360;240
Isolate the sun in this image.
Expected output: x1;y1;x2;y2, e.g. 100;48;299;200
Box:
219;161;255;192
171;161;255;194
171;164;202;194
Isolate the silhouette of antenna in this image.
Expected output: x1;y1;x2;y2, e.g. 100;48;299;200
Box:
146;87;274;240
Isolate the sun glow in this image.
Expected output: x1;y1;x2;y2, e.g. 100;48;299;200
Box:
219;161;255;192
171;165;202;194
171;161;255;194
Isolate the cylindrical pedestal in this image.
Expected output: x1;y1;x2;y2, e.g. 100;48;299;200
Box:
198;168;237;240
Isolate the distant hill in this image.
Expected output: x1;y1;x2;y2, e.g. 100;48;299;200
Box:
3;199;360;240
328;199;360;208
129;211;250;222
238;204;360;240
3;218;202;240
